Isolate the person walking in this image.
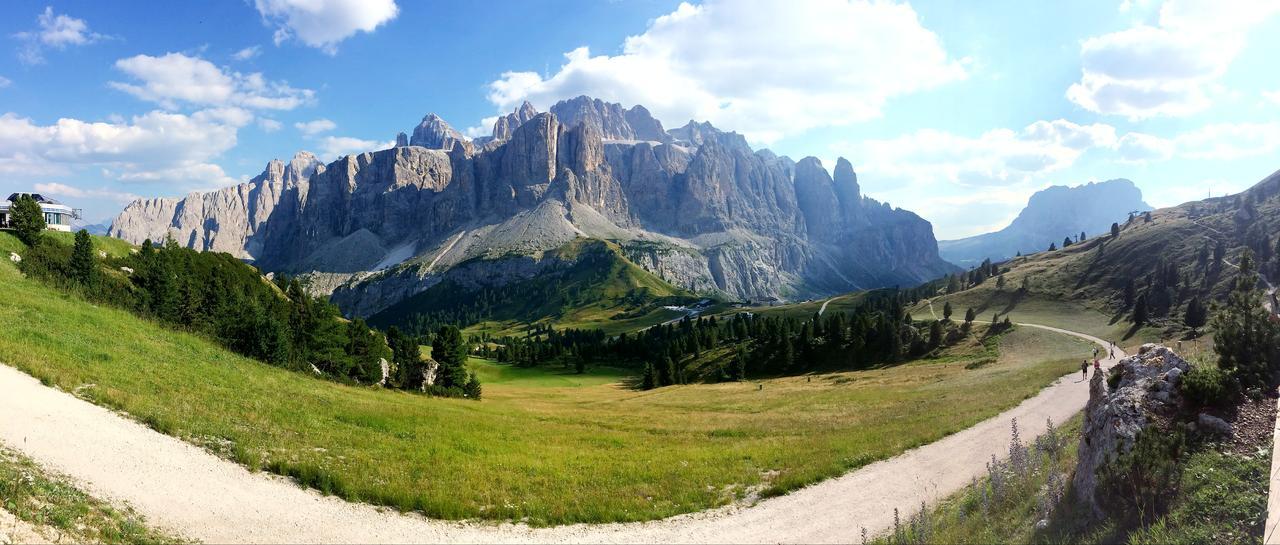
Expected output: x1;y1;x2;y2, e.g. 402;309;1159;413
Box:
1081;360;1089;380
1093;358;1102;375
1093;346;1099;359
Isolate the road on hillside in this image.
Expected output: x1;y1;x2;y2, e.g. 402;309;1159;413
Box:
0;326;1124;544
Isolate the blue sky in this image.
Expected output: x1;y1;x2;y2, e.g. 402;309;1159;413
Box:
1;0;1278;239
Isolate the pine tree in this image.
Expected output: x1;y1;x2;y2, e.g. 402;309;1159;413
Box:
9;194;45;246
996;274;1006;291
1184;296;1207;335
928;320;943;348
641;362;657;389
964;307;976;324
943;302;953;321
1213;251;1280;388
1063;237;1073;248
1133;294;1149;325
1049;242;1057;251
432;325;471;388
1111;222;1121;238
1080;231;1087;242
68;229;97;287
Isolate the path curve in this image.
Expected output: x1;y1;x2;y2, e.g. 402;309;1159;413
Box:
818;296;841;316
0;325;1124;544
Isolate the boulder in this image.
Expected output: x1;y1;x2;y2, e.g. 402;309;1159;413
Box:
1073;344;1190;517
1197;413;1232;436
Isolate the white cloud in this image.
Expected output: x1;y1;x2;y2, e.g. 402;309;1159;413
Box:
1067;0;1280;119
1264;90;1280;105
232;46;261;61
483;0;965;143
1114;132;1175;163
257;118;283;132
315;136;393;161
0;76;10;89
32;182;141;204
110;53;315;110
254;0;399;54
855;119;1116;188
0;108;247;187
294;118;336;136
13;6;107;65
1176;122;1280;160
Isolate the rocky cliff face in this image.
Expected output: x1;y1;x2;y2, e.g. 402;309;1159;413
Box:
111;96;957;317
939;179;1152;267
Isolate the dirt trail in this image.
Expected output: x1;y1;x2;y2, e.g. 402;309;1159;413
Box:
0;326;1123;544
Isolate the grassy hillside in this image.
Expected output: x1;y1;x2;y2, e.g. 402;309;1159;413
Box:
371;238;701;337
905;168;1280;350
0;229;1096;524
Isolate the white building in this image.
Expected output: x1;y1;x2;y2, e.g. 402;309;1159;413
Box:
0;193;81;233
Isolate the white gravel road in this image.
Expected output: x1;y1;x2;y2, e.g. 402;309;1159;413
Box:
0;324;1123;544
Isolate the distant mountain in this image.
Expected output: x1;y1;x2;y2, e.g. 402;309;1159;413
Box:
72;220;111;236
110;95;957;320
938;179;1152;267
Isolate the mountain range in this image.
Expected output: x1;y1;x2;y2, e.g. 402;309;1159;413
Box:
109;95;957;318
938;179;1152;267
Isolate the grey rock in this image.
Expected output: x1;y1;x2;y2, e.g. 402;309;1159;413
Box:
1074;344;1190;518
1197;413;1232;436
492;101;539;141
395;132;408;147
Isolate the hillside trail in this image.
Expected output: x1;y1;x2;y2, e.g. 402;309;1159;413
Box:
818;295;842;316
0;324;1124;544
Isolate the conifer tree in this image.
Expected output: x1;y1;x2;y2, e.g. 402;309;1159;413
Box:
943;301;953;321
9;194;45;246
1184;296;1207;335
69;229;97;287
1111;222;1121;237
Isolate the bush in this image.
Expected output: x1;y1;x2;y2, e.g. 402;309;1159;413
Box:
1179;364;1236;407
8;194;45;246
1097;427;1186;526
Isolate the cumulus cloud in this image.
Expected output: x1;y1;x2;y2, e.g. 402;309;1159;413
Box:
33;182;141;204
294;118;336;136
1264;90;1280;105
1067;0;1280;119
1114;132;1175;163
257;118;283;132
315;136;393;161
0;76;10;89
232;46;261;61
110;53;315;110
855;119;1117;188
0;109;248;187
14;6;107;65
1176;122;1280;160
483;0;965;143
254;0;398;54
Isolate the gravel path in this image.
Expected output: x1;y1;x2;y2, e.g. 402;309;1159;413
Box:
0;326;1123;544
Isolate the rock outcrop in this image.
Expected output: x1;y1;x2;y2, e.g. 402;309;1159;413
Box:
111;96;957;315
1073;344;1190;517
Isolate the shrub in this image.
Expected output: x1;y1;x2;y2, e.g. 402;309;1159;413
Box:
1179;364;1236;407
1097;427;1186;526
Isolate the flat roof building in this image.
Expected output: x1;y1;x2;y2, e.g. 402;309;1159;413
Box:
0;193;81;232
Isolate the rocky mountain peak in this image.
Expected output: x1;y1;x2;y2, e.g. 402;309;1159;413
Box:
492;101;541;141
833;157;861;218
395;132;409;147
410;113;467;150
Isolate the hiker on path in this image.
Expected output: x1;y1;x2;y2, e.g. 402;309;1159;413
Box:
1093;359;1102;375
1081;360;1089;380
1093;347;1099;359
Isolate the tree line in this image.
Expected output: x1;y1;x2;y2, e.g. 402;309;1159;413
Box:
8;220;480;398
479;290;1010;388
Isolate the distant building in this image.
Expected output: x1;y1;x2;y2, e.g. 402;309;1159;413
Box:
0;193;81;232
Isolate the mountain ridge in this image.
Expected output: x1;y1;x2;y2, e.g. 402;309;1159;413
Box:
110;96;957;318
